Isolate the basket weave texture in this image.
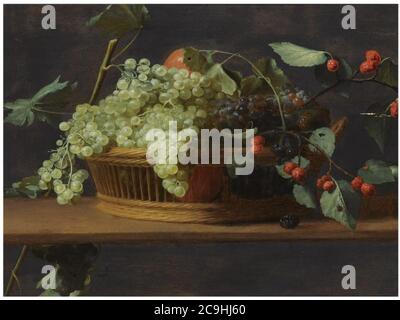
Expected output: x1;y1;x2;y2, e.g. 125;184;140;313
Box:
87;117;348;224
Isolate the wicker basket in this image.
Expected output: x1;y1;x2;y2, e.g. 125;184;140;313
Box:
87;118;348;224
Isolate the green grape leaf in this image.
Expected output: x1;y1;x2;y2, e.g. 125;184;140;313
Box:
320;179;361;230
275;156;310;179
362;114;396;153
293;184;317;209
183;47;210;73
5;99;35;126
7;176;42;199
240;75;271;96
39;81;77;108
206;63;237;95
223;67;242;86
374;59;398;88
308;127;336;157
32;76;70;103
86;4;150;37
358;159;395;184
4;77;76;127
253;57;289;88
269;42;328;67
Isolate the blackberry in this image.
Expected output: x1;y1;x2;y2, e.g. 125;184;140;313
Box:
279;214;300;229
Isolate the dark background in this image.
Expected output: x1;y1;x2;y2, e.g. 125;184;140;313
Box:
3;4;398;296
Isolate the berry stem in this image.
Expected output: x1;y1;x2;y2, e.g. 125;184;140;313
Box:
305;65;397;107
301;135;355;178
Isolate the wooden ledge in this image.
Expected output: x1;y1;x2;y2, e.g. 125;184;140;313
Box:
4;197;397;245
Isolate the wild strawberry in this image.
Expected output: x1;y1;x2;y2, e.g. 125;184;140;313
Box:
351;176;364;190
322;180;336;192
327;59;340;72
360;183;376;197
251;135;265;146
283;162;298;175
365;50;381;66
359;60;377;74
291;167;307;183
390;99;398;118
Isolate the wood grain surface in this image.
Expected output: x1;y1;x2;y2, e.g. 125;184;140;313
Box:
4;198;397;245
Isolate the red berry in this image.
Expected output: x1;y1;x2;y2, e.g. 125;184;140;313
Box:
317;175;332;189
360;183;376;197
390;100;398;118
365;50;381;66
327;59;340;72
251;135;265;146
283;162;298;175
291;167;307;183
322;180;336;192
251;144;263;155
351;176;364;190
359;60;377;74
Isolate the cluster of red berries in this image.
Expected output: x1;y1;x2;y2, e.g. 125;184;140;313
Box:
316;175;336;192
390;98;398;118
315;174;376;197
351;176;376;197
283;162;307;183
359;50;381;74
326;50;382;74
250;135;265;154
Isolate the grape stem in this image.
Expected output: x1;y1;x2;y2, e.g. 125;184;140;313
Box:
110;27;142;63
89;39;119;104
32;107;71;115
201;49;287;131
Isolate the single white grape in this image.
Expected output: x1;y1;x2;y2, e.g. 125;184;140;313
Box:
124;58;137;70
57;195;69;205
174;185;186;197
62;188;74;200
51;168;62;179
139;58;151;66
38;180;48;190
81;146;93;157
59;122;70;131
70;181;83;193
120;126;133;137
54;183;66;194
41;172;52;183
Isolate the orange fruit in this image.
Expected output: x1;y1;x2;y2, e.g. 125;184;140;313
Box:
163;48;190;71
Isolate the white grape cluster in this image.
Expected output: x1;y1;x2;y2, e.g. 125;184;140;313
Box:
37;140;89;205
38;57;231;203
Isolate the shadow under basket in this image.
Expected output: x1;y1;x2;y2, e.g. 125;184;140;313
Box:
86;147;312;224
